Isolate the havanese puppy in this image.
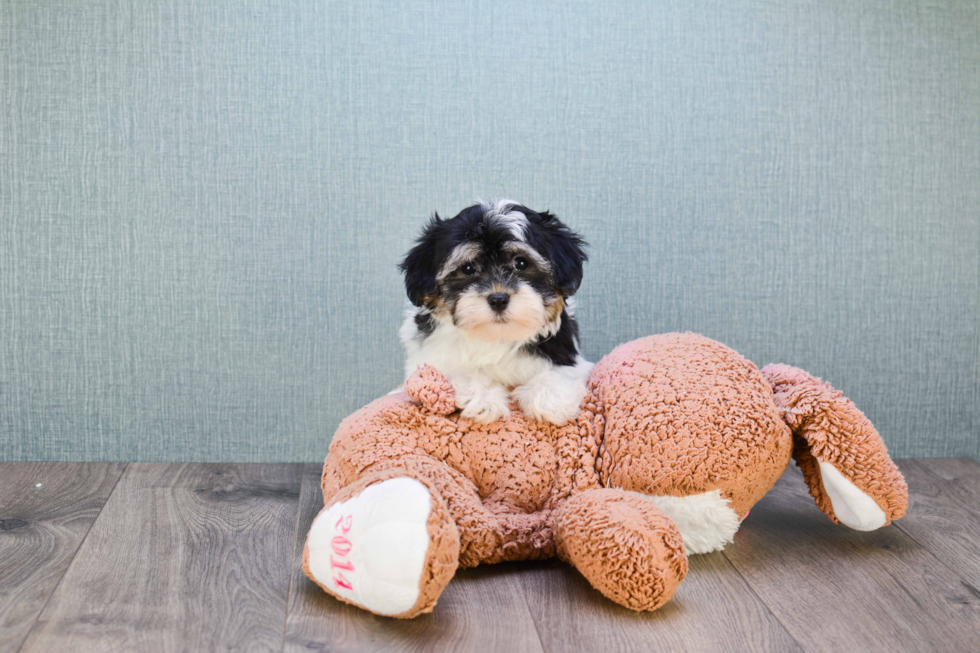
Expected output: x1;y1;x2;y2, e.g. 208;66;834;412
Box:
399;199;593;425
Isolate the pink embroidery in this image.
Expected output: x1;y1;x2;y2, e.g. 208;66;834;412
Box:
330;555;355;572
331;536;352;556
334;514;352;534
333;572;353;591
332;514;355;591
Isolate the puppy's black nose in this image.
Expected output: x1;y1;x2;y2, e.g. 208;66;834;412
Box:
487;292;510;312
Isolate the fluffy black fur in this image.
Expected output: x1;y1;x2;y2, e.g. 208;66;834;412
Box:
399;202;587;368
523;311;580;367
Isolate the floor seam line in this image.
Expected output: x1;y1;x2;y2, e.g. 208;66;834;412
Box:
517;567;549;653
719;549;808;653
279;462;314;653
892;507;980;593
15;462;130;653
908;459;980;514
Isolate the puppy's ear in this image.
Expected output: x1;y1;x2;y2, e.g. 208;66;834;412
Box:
527;211;588;296
399;213;446;307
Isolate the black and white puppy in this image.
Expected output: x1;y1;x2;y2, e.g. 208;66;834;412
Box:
399;199;593;425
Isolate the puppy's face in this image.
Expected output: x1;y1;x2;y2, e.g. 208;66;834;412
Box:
401;200;587;343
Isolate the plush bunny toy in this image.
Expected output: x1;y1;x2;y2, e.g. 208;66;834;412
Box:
302;333;908;617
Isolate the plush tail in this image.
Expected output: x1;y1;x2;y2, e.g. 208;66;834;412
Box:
761;364;908;530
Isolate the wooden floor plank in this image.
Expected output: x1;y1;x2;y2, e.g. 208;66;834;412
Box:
723;466;980;653
18;463;303;653
0;462;126;653
893;459;980;589
900;457;980;510
282;464;545;653
519;552;801;653
4;459;980;651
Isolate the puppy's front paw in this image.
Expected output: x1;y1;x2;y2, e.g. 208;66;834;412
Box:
513;373;589;425
455;382;511;424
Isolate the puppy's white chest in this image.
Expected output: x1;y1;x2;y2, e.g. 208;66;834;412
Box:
402;318;547;387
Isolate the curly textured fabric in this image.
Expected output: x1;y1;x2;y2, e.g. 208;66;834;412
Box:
556;489;687;611
589;333;793;517
404;365;457;415
762;364;908;525
304;332;909;618
320;365;598;569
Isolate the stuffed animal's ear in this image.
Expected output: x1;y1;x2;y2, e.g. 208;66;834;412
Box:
399;214;446;307
527;211;588;296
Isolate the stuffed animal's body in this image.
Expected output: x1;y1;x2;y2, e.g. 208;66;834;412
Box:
303;333;907;617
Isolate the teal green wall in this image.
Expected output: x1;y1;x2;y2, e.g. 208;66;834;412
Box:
2;1;977;461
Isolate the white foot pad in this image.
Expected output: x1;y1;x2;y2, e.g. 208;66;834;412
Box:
307;477;432;615
816;458;887;531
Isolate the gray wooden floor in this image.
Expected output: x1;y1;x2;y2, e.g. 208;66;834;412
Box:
1;459;978;652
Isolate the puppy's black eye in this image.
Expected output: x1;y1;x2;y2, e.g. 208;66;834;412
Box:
461;263;477;276
513;257;529;271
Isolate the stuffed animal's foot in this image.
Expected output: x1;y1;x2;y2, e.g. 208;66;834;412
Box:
556;489;688;612
404;365;457;414
303;472;459;618
762;364;908;529
812;459;888;531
